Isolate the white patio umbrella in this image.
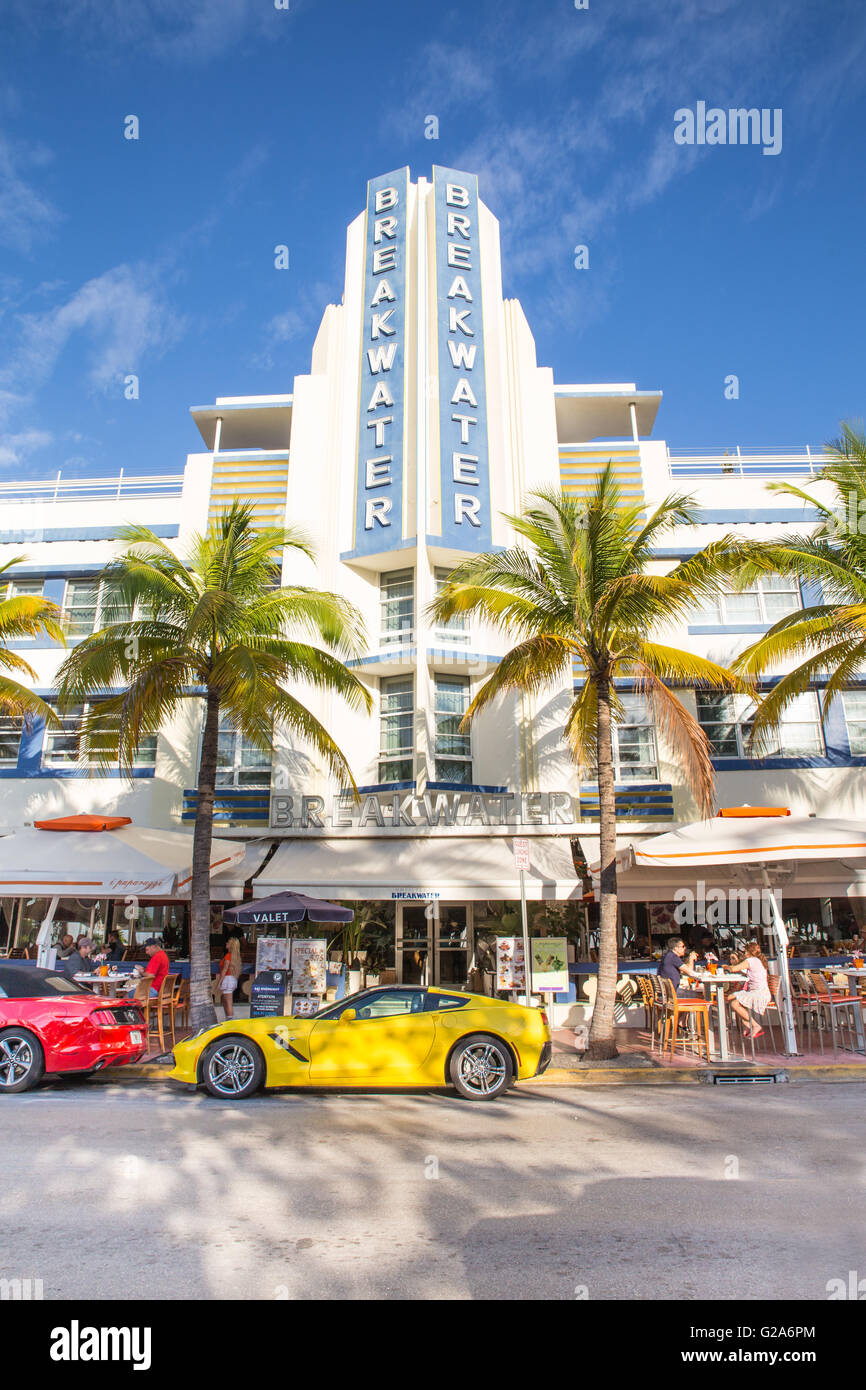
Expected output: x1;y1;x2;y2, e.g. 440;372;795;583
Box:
588;812;866;1056
0;816;245;964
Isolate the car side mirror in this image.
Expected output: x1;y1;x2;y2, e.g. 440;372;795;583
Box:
340;1008;356;1023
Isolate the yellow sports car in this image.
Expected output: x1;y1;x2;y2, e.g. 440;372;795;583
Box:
167;984;552;1101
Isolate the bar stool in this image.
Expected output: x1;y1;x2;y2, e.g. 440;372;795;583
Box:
659;977;710;1062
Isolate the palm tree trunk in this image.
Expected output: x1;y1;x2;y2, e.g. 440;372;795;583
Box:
189;689;220;1031
587;674;619;1060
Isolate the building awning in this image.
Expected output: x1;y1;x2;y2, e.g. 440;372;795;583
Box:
587;815;866;901
254;835;580;902
0;824;246;899
179;839;272;902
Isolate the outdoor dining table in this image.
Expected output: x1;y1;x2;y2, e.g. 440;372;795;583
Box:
836;969;866;1052
73;972;138;996
692;971;744;1063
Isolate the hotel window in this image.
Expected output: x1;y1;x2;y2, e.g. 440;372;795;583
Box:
42;703;157;768
612;694;658;781
433;568;470;644
216;715;272;787
379;676;414;784
2;580;44;600
380;569;414;646
62;580;133;638
696;691;824;758
693;576;801;625
0;716;23;767
434;675;472;784
842;692;866;754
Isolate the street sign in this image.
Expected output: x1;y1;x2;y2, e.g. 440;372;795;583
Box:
513;836;530;872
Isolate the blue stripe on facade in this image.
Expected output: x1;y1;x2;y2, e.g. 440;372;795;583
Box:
0;525;179;544
693;509;821;524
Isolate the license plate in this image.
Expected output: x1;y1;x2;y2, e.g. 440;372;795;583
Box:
130;1030;142;1045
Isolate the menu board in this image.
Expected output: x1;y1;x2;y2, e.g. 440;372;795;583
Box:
255;936;289;973
292;997;320;1017
290;939;328;995
496;937;525;990
530;937;569;993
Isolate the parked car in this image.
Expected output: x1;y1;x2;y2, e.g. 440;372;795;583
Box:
0;964;147;1093
167;984;552;1101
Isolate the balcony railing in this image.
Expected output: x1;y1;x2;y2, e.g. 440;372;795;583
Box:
667;447;829;478
0;470;184;505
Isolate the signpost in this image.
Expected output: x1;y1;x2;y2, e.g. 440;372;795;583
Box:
513;837;534;1005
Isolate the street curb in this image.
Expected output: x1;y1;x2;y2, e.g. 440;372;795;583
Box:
524;1062;866;1086
99;1060;866;1088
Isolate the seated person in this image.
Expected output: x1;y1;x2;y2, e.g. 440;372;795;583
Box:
695;931;719;963
658;937;702;995
63;937;95;978
55;933;76;960
132;938;170;996
96;930;125;963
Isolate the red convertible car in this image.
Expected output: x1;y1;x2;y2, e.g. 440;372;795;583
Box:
0;964;147;1093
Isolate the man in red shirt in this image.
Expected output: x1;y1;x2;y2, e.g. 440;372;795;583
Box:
141;938;170;996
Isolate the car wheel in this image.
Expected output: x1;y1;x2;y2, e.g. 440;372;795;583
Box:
0;1027;45;1094
449;1034;513;1101
201;1037;264;1099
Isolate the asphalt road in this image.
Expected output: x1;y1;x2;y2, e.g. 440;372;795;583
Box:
1;1078;863;1300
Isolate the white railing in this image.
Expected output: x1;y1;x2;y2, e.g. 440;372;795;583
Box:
667;447;829;478
0;470;185;505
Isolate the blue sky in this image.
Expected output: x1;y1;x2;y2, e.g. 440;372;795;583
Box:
1;0;864;480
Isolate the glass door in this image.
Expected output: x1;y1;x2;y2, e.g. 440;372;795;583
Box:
396;904;431;985
434;904;472;988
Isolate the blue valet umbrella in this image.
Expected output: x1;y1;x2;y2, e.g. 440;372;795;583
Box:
223;891;354;994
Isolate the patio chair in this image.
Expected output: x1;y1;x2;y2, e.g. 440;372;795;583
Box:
659;977;710;1062
808;971;861;1059
155;975;179;1052
129;977;156;1046
635;974;656;1046
173;977;190;1032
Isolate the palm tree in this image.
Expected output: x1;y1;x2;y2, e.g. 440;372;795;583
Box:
732;424;866;748
429;471;748;1059
0;556;65;722
55;502;371;1030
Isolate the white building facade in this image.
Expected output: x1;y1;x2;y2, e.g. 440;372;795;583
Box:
1;166;862;975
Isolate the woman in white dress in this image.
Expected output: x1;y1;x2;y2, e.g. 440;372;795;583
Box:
727;940;772;1039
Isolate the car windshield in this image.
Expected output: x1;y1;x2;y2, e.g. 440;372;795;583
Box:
315;988;383;1020
0;968;91;999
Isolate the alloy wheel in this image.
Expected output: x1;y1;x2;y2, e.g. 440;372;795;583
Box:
207;1043;257;1095
458;1042;507;1097
0;1035;35;1089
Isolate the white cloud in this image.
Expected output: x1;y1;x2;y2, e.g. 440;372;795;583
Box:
5;0;292;64
0;427;53;468
0;133;60;254
0;263;184;427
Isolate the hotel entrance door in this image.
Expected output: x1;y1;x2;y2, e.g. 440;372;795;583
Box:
395;903;473;988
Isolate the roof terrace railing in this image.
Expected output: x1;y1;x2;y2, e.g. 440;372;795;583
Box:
0;470;185;504
667;447;830;478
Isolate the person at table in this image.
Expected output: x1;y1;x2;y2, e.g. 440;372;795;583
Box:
727;941;772;1039
56;933;76;960
63;937;96;978
132;938;170;996
695;931;720;963
658;937;702;994
96;930;125;963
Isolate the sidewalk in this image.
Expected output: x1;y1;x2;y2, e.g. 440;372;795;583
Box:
110;1018;866;1086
